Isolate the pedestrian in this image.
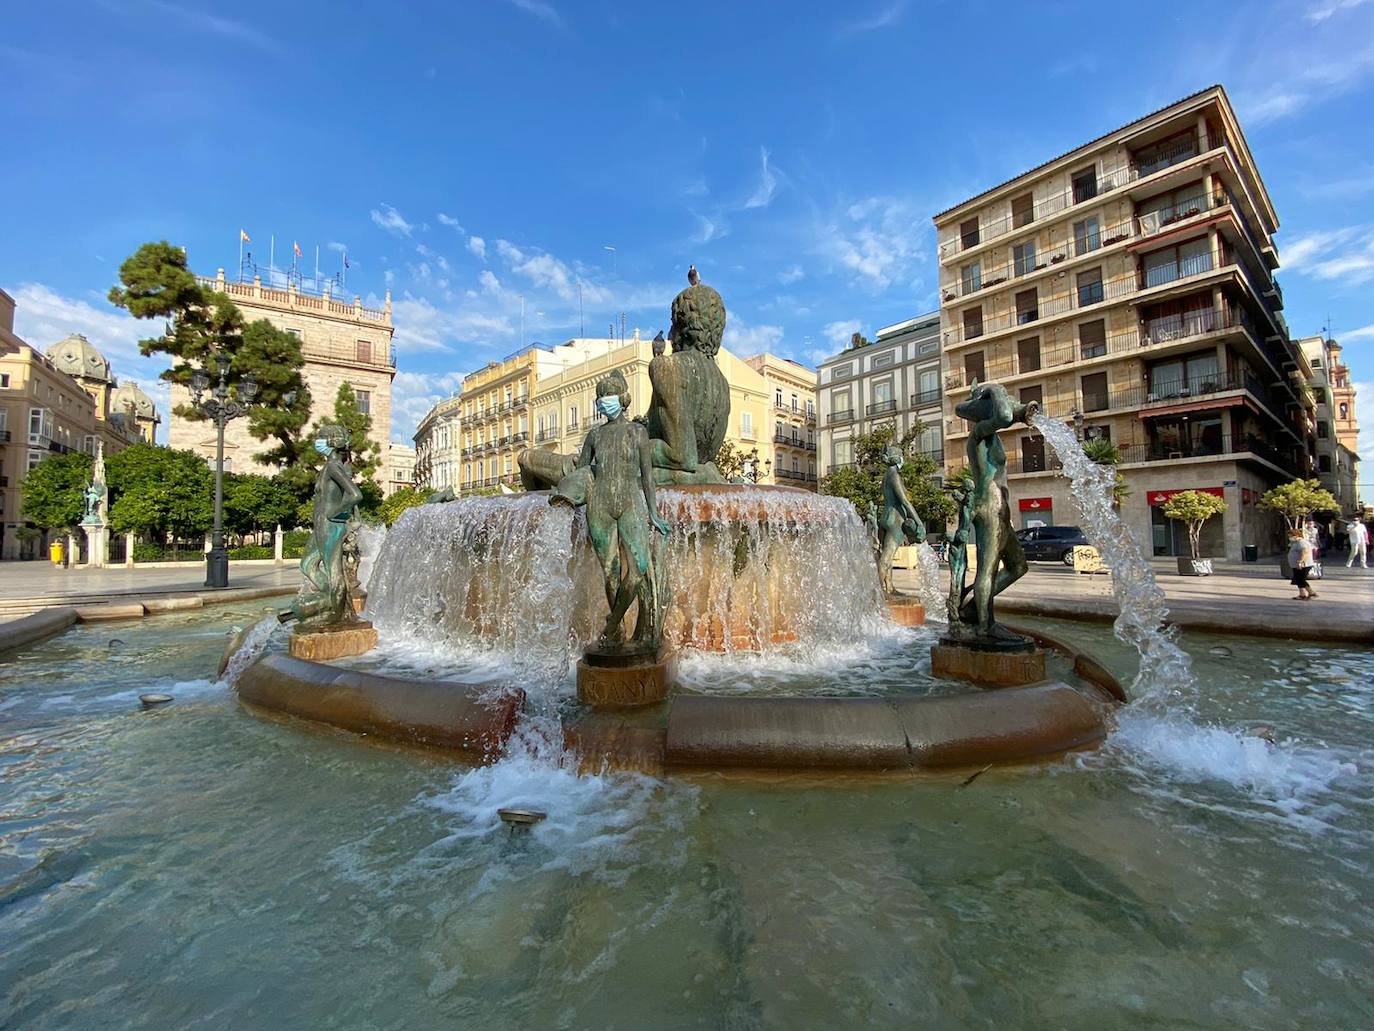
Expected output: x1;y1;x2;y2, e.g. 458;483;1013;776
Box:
1348;519;1369;569
1288;527;1318;600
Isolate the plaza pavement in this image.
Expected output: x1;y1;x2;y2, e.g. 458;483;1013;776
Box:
893;557;1373;644
0;562;301;618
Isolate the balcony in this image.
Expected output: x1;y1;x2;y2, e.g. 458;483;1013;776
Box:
828;408;855;426
511;431;529;445
911;388;941;407
776;468;818;484
1118;432;1298;473
773;432;790;444
866;400;898;417
536;428;559;443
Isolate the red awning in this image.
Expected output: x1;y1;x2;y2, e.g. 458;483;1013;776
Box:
1147;486;1224;507
1138;395;1247;419
1018;497;1053;512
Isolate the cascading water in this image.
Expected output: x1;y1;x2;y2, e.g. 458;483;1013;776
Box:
219;614;281;687
912;541;948;623
1031;413;1192;706
354;522;388;595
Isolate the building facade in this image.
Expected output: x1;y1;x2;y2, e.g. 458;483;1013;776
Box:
816;312;943;479
933;85;1309;558
1301;335;1361;516
743;353;818;490
169;269;395;477
384;442;416;497
412;393;462;493
1;291;154;559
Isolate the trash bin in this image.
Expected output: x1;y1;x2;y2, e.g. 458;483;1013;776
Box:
1242;544;1258;563
49;541;64;566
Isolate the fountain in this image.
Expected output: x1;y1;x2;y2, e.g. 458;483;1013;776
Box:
225;282;1116;774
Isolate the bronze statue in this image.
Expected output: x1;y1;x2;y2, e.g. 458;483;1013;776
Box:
877;444;926;595
552;370;670;649
863;500;880;555
285;424;364;627
82;442;108;525
949;384;1037;642
518;266;730;489
945;478;974;620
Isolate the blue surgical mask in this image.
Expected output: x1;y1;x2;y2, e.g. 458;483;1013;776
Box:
596;396;622;420
314;439;330;456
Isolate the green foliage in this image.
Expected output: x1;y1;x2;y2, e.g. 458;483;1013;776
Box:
108;241;307;468
1259;478;1341;528
819;424;954;530
283;383;383;511
1081;436;1131;504
378;486;428;527
223;473;299;535
19;452;94;532
227;545;273;559
283;529;310;559
132;542;203;562
105;443;214;540
715;439;749;480
1162;490;1228;558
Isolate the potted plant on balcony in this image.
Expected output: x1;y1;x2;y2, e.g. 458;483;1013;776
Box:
1162;490;1227;575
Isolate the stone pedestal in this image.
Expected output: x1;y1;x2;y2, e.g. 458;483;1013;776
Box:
931;639;1046;687
81;521;109;568
288;621;379;661
576;648;673;708
125;532;135;568
274;525;285;565
885;598;926;627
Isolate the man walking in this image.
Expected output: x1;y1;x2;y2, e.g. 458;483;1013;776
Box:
1347;519;1369;569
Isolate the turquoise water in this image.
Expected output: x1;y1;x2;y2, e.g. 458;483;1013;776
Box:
3;605;1373;1028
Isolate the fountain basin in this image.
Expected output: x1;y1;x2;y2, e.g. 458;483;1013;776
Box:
235;654;524;764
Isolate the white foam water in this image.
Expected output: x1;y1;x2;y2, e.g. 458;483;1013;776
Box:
912;541;948;623
219;615;281;687
354;522;387;594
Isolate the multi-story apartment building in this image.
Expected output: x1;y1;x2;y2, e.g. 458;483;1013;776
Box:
169;269;395;476
1;291;153;559
933;85;1311;559
412;393;462;492
743;353;818;490
816;312;943;479
384;442;415;497
1301;335;1361;516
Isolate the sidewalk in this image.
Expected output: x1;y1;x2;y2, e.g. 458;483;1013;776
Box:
0;562;301;617
894;557;1374;644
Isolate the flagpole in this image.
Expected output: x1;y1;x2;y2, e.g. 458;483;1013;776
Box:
238;232;243;282
314;245;320;290
270;235;275;285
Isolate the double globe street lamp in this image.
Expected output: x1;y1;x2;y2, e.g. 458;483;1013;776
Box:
188;354;258;589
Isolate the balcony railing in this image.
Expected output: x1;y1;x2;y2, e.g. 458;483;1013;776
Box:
0;429;10;442
536;428;559;442
776;468;818;483
946;271;1138;346
940;132;1226;259
911;388;941;407
1117;433;1297;471
866;400;898;417
828;409;854;425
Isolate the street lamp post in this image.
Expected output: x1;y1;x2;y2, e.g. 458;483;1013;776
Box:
188;353;258;589
742;447;771;484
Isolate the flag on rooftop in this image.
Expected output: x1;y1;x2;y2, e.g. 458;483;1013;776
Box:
240;229;250;242
293;241;303;258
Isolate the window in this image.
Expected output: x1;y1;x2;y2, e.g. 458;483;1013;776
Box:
568;404;578;429
1021;436;1046;472
1015;288;1039;325
1311;357;1322;369
1077;267;1104;307
806;399;815;418
832;362;854;380
916;367;940;404
791;393;799;411
775;419;785;439
870;351;894;370
1072;166;1098;204
355;389;371;415
1084;424;1111;443
834;439;853;466
1133;129;1199;178
917;422;942;459
0;372;9;387
1318;454;1331;473
1073;217;1100;256
1142;237;1212;288
832;389;852;418
28;407;54;444
1017;336;1041;373
1012;193;1034;229
961;261;982;294
960;217;980;250
1013;240;1037;277
873;380;894;405
918;338;939;356
82;434;97;454
775;388;783;406
286;328;302;340
962;307;984;340
1318;421;1329;439
1081;371;1109;412
964;351;986;384
1079;319;1107;359
356;339;372;363
741;412;754;439
27;449;44;472
1148;353;1219;396
1019;385;1043;407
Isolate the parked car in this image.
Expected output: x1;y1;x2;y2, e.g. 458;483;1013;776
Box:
1017;525;1089;564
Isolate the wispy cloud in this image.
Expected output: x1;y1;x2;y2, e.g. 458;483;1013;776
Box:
1242;40;1374;124
1354;381;1374;462
1307;0;1373;23
504;0;565;28
1341;323;1374;341
822;319;863;348
691;211;729;244
723;316;784;356
744;147;778;209
370;203;413;237
467;235;487;260
838;1;906;37
326;241;348;254
818;196;929;291
437;212;464;232
778;264;805;285
1282;226;1374;283
144;1;281;54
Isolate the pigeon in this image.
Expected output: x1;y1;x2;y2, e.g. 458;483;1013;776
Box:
687;264;699;286
652;330;666;356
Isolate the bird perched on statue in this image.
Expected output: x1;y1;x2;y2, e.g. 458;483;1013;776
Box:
687;264;699;286
652;330;666;357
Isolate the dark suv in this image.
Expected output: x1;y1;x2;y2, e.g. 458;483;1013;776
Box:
1017;525;1090;564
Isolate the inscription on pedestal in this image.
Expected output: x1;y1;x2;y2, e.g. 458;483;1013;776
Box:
288;622;379;661
576;656;672;708
930;641;1046;687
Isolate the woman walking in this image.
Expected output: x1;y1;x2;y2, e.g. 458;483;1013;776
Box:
1288;527;1318;601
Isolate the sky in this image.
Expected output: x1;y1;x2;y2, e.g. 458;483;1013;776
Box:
2;0;1372;471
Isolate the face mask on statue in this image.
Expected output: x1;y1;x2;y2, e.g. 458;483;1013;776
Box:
314;439;331;456
596;396;622;420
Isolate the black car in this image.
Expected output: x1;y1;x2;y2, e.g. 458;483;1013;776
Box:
1017;525;1090;564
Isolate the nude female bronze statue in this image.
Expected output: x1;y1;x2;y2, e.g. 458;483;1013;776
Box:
877;444;926;595
285;424;364;627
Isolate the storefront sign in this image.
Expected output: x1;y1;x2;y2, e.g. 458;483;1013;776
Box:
1018;497;1053;512
1147;486;1224;507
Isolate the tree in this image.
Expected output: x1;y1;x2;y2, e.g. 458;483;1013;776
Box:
1161;490;1227;559
282;383;384;519
108;241;308;467
1081;436;1131;505
715;439;751;480
819;424;955;530
223;473;299;536
20;452;94;533
105;444;214;548
378;486;428;527
1259;478;1341;529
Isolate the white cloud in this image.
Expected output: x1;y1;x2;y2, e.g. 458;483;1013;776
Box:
326;240;348;254
390;294;511;354
1341;323;1374;341
822;319;863;349
744;147;777;209
723;317;784;356
504;0;564;27
691;211;729;244
1307;0;1373;23
370;203;413;237
492;238;611;304
1354;381;1374;463
478;269;502;294
390;369;467;445
1282;226;1374;284
145;0;281;54
467;235;487;260
1242;40;1374;124
820;197;928;291
778;264;805;285
437;212;464;232
839;1;906;36
415;243;450;273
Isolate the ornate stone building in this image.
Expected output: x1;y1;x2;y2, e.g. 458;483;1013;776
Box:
168;269;395;475
742;352;818;489
1301;335;1361;517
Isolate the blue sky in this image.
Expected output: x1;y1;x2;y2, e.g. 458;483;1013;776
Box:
3;0;1372;464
